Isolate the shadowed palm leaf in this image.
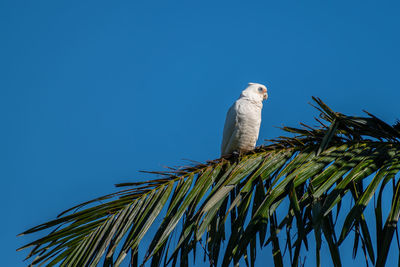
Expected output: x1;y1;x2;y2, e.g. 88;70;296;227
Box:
18;97;400;266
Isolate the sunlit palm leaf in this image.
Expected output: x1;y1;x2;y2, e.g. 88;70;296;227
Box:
19;97;400;266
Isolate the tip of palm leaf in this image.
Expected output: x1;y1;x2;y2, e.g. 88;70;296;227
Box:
16;244;30;251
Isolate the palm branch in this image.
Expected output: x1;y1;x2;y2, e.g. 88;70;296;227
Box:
18;97;400;267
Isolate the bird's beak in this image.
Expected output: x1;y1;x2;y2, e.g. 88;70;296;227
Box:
263;92;268;100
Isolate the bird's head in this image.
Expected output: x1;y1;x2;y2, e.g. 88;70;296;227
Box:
240;82;268;102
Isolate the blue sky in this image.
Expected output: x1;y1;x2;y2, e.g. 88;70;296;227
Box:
2;1;400;266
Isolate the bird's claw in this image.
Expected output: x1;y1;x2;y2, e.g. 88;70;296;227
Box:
232;151;240;162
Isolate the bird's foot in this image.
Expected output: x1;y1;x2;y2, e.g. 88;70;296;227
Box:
232;151;240;162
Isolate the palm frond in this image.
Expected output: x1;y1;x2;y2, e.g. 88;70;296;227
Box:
18;97;400;266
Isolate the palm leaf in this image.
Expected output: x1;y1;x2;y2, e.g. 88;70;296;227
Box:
18;97;400;266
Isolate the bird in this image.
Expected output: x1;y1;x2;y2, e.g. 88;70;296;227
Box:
221;83;268;157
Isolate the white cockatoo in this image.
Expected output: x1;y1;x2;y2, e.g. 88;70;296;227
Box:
221;83;268;156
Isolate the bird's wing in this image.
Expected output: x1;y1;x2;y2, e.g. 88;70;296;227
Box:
221;103;238;156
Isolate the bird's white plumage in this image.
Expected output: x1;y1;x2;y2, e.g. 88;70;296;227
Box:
221;83;268;156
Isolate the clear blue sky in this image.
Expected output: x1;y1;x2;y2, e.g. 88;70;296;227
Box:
2;1;400;266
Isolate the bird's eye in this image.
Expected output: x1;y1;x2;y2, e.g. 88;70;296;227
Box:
258;87;263;92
